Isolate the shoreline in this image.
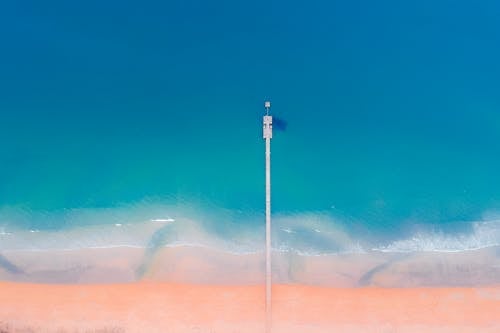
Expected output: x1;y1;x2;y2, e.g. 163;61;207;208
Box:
1;245;499;287
0;282;499;332
3;242;500;254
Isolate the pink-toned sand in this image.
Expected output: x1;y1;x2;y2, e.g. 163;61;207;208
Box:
0;282;499;333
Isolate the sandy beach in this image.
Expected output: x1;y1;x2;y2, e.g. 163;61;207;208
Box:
0;246;499;332
0;282;499;332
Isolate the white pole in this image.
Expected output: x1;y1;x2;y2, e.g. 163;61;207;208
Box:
263;101;273;333
266;135;271;330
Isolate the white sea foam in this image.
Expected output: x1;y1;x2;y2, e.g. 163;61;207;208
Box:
151;218;175;222
373;220;500;253
1;203;500;255
0;222;169;251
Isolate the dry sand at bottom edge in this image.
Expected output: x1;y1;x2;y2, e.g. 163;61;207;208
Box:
0;282;499;333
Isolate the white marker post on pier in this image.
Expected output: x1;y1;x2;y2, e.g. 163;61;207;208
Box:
263;101;273;332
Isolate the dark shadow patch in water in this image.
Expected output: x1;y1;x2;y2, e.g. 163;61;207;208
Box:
273;117;288;132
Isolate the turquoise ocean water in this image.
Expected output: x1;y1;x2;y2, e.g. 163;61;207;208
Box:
1;1;500;254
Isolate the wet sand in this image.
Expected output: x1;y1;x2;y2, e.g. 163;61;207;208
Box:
1;245;499;286
0;282;499;332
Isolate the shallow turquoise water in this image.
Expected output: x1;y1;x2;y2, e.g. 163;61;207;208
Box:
1;1;500;253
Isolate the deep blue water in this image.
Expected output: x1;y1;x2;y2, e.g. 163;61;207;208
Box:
1;1;500;253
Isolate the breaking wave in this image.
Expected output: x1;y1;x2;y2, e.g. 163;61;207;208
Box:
373;220;500;253
1;202;500;255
